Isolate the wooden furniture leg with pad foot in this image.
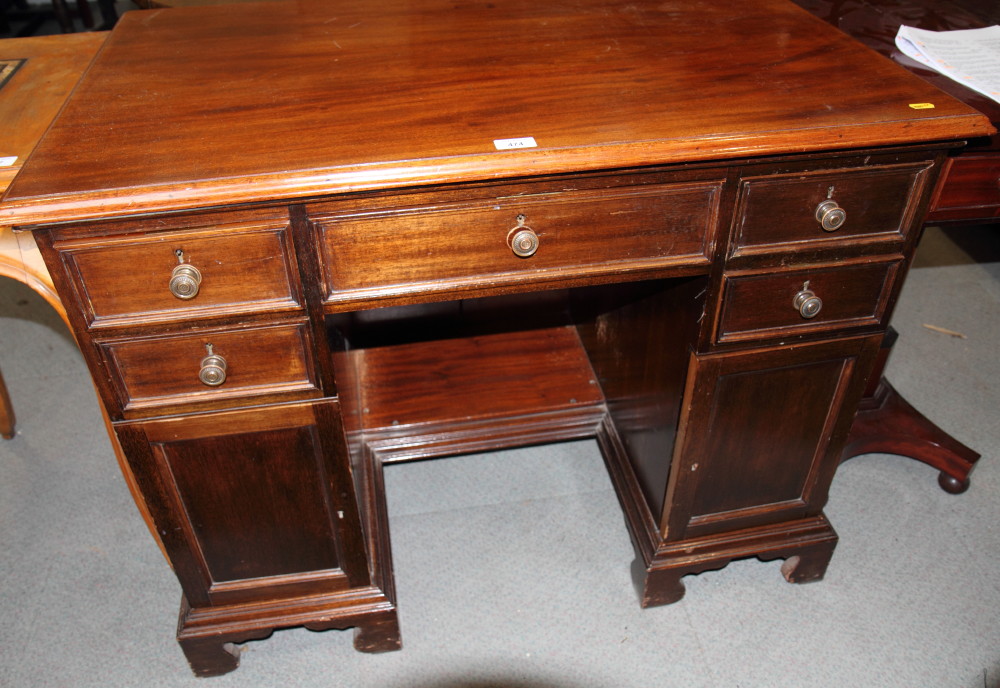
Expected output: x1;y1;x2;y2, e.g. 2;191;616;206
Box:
842;329;980;493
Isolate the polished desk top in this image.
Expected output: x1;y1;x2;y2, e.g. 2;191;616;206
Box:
1;0;992;226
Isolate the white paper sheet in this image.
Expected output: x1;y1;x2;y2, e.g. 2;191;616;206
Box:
895;25;1000;105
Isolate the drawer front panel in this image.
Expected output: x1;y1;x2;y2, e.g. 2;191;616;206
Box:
58;224;302;328
732;163;931;255
931;156;1000;214
717;261;899;342
315;181;722;304
100;321;320;414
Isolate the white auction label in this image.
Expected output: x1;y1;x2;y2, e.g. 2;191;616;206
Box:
493;137;537;150
0;156;17;167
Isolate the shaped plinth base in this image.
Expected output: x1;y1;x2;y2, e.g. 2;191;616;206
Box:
632;517;838;608
178;636;244;678
176;595;401;677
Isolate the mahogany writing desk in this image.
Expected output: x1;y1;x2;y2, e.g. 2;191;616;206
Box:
0;0;993;676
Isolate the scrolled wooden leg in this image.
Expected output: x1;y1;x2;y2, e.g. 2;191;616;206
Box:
177;636;242;678
353;611;402;653
844;329;979;495
844;378;980;494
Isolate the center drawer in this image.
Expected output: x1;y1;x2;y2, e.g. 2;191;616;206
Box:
930;155;1000;219
311;180;723;307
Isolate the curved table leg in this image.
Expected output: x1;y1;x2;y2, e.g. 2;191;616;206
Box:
0;368;14;439
842;329;980;494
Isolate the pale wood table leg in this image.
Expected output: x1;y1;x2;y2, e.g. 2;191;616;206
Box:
0;368;14;439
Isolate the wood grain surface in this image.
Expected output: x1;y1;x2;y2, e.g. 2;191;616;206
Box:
1;0;992;224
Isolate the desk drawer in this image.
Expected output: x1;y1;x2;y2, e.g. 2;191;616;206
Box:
731;163;932;255
55;223;302;329
99;321;321;416
931;155;1000;217
313;181;722;305
717;260;900;343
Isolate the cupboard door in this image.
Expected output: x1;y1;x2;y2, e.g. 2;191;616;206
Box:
117;400;370;607
662;336;880;540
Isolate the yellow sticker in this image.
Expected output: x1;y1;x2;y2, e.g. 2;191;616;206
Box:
909;103;936;109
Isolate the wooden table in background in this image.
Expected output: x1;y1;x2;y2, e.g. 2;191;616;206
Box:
0;33;106;436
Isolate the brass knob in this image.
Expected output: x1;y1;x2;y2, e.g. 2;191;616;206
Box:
169;250;202;300
507;214;539;258
793;281;823;319
815;200;846;232
199;344;227;387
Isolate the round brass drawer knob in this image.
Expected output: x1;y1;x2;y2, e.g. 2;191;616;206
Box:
170;264;202;299
169;249;202;299
793;282;823;319
507;214;539;258
815;199;846;232
509;228;539;257
199;344;227;387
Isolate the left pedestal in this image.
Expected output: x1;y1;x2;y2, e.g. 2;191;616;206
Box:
116;400;400;677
